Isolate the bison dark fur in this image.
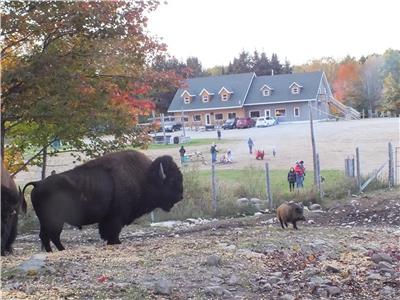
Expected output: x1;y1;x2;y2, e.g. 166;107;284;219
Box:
276;201;305;230
1;164;26;256
23;150;183;252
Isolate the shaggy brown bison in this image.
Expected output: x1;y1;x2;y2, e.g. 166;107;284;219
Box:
276;201;305;230
1;163;27;256
22;150;183;252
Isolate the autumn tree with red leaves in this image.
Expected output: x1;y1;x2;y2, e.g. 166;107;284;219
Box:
1;1;182;176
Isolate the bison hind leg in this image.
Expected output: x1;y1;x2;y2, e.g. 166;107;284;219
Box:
99;218;123;245
39;229;52;252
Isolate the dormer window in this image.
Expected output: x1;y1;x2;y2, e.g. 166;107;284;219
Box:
180;90;195;104
259;84;273;97
289;82;303;95
218;87;233;101
199;88;214;103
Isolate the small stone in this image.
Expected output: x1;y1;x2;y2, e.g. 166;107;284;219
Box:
154;279;173;295
309;204;321;210
381;286;394;296
326;286;341;296
237;198;249;206
204;286;230;296
367;273;383;281
371;253;393;264
307;219;315;224
267;276;281;284
280;294;295;300
323;265;340;273
227;274;240;286
378;261;393;269
224;245;237;251
206;255;221;266
270;272;283;278
379;268;395;275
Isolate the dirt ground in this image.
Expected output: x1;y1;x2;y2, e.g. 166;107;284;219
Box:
15;118;399;186
2;189;400;299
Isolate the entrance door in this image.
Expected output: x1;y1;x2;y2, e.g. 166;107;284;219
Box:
205;114;211;126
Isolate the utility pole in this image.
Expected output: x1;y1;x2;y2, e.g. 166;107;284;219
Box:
161;113;167;145
181;109;186;137
308;101;318;186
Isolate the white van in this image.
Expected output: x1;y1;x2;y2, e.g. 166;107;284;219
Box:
256;116;277;127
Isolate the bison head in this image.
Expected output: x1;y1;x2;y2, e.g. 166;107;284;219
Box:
148;155;183;211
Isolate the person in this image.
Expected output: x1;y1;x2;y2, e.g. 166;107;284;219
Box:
247;138;254;154
210;143;218;163
294;161;306;188
272;148;276;157
179;146;186;163
217;129;221;140
226;149;232;163
255;150;265;160
287;167;296;192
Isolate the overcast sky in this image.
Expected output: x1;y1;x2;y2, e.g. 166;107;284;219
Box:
147;0;400;68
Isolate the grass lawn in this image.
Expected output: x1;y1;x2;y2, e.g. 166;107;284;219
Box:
145;138;234;150
192;168;344;196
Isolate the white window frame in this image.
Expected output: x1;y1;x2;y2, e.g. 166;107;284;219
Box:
249;110;260;118
193;115;201;122
262;89;271;96
275;108;286;117
184;96;191;104
265;109;271;117
214;113;223;121
291;87;300;94
202;94;209;102
294;107;300;117
221;93;228;101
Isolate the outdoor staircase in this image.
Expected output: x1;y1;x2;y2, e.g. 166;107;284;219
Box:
328;97;360;120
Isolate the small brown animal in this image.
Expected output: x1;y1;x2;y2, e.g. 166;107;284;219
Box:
277;201;305;230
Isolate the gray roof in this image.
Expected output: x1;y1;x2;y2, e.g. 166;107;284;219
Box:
244;71;323;106
168;73;255;112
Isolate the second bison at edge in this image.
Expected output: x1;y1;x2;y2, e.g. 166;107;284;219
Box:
23;150;183;252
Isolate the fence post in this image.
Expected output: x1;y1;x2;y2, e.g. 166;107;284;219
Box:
211;162;217;213
395;147;399;186
388;142;394;188
265;162;273;210
316;153;323;198
356;147;361;192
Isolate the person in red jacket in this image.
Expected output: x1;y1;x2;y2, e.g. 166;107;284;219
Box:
294;161;305;188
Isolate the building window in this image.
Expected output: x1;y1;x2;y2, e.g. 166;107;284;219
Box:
215;113;223;120
184;96;191;104
250;111;260;118
228;112;236;119
265;109;271;117
193;115;201;122
262;89;271;96
202;95;209;102
294;107;300;117
275;108;286;117
221;93;228;101
291;87;300;94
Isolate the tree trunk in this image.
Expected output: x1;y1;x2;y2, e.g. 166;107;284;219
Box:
1;121;5;161
41;146;47;180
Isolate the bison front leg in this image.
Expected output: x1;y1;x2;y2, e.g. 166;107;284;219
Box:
99;218;123;245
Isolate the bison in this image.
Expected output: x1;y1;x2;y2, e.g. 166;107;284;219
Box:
22;150;183;252
1;163;27;256
276;201;305;230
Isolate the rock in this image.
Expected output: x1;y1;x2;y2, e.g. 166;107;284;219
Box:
267;276;281;284
17;254;50;276
303;267;320;278
237;198;249;206
227;274;240;286
254;212;263;216
250;197;263;204
204;286;231;297
307;219;315;225
270;272;283;278
154;279;173;295
371;253;393;264
224;244;237;251
378;268;395;275
263;218;276;224
381;286;394;296
393;230;400;237
150;221;183;228
323;265;340;274
378;261;393;270
326;286;341;296
367;273;383;281
280;294;295;300
206;255;221;266
309;204;321;211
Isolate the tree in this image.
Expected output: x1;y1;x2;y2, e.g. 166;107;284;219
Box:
381;73;400;113
186;57;207;78
360;54;384;111
294;57;339;83
227;51;252;74
270;53;283;75
253;51;272;76
1;1;177;175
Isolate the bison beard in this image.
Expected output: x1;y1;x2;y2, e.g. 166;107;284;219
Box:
23;150;183;252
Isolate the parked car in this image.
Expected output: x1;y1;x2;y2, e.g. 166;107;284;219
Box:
255;116;277;127
163;121;182;132
222;118;238;129
236;117;256;129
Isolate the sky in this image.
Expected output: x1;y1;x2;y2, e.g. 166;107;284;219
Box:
147;0;400;68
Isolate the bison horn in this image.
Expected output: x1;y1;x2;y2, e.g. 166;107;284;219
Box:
159;163;166;180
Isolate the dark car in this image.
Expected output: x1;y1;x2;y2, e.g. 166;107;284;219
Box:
222;118;238;129
236;117;256;129
163;121;182;132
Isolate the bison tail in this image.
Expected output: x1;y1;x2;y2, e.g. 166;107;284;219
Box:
18;186;28;214
21;181;39;204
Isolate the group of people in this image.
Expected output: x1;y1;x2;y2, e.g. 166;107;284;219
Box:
210;143;232;164
287;160;306;191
